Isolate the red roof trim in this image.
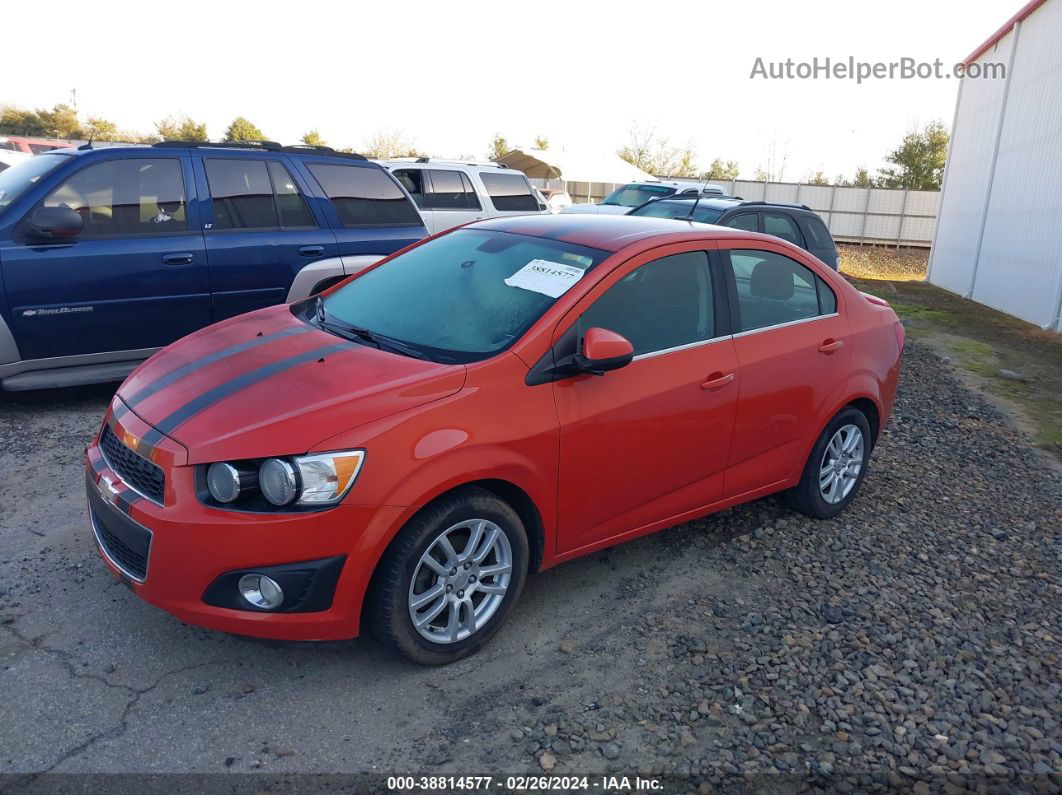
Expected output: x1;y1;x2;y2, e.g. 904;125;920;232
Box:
964;0;1049;65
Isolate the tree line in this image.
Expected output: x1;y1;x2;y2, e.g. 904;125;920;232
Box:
1;102;948;190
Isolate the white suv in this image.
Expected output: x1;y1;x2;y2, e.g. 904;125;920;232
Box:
379;159;547;234
561;181;727;215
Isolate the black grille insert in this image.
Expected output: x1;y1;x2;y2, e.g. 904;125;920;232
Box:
93;509;150;581
100;424;165;504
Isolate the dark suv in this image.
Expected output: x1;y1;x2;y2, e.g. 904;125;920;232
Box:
0;141;427;390
628;196;839;269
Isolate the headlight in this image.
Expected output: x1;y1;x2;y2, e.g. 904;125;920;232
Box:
203;450;365;511
293;451;365;506
259;458;298;506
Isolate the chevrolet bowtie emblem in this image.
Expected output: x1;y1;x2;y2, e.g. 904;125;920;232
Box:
98;474;121;506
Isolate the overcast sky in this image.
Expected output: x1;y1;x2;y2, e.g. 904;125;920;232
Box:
5;0;1012;181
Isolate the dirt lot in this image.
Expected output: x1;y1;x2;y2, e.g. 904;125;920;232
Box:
1;338;1059;791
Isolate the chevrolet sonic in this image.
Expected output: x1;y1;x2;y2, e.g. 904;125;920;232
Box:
86;214;903;664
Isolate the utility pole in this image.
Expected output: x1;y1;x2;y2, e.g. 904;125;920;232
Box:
70;87;78;111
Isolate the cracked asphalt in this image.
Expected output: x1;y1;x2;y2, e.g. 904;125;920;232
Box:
1;342;1059;791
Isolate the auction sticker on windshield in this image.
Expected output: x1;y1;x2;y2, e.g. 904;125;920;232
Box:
505;259;585;298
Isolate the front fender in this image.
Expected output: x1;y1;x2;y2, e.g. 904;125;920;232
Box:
0;313;18;365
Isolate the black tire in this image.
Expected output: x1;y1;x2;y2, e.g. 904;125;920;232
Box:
784;406;873;519
366;486;529;665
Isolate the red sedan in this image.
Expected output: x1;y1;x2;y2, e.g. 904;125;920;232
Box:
85;214;903;664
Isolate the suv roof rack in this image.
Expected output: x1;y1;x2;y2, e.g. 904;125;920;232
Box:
151;141;367;160
739;200;811;211
413;157;508;169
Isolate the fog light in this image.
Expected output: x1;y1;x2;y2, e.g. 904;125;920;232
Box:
238;573;284;610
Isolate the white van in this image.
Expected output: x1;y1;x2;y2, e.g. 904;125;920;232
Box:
379;158;547;234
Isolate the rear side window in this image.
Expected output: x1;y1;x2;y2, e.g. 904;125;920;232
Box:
40;158;188;237
427;169;480;210
763;212;803;245
801;215;834;249
268;162;315;228
206;159;276;229
308;163;421;227
480;172;538;211
728;250;834;332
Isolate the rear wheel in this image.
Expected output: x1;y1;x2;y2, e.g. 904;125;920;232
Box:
367;487;528;665
785;407;872;519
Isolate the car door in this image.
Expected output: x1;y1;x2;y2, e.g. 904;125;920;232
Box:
195;154;338;322
425;169;484;232
553;244;739;555
1;154;210;360
391;167;436;233
720;241;850;498
296;159;427;275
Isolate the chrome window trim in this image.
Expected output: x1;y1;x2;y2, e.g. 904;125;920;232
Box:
90;508;152;584
632;334;731;362
732;312;839;339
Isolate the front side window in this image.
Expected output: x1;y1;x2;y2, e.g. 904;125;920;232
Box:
763;212;803;245
320;229;609;362
480;172;538;211
40;158;187;237
580;251;714;356
393;168;427;208
599;183;675;207
726;212;758;232
308;163;422;227
428;169;478;210
728;250;835;332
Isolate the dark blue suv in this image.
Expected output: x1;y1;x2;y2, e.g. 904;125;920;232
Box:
0;141;427;390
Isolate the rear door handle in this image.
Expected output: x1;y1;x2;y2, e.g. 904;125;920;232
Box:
818;339;845;354
298;245;325;257
161;252;194;265
701;372;735;390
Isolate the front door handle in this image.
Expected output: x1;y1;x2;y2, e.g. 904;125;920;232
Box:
298;245;325;258
701;372;735;391
161;252;194;265
818;339;845;354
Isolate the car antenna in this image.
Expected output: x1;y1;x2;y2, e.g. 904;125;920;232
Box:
684;186;705;222
78;137;94;151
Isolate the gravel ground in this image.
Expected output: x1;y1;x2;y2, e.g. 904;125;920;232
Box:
1;341;1059;792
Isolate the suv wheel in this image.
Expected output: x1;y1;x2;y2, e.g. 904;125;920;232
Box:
367;487;528;665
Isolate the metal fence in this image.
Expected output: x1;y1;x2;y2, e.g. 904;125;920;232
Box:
545;177;940;248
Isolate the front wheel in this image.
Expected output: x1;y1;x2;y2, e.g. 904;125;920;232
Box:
366;487;528;665
785;407;873;519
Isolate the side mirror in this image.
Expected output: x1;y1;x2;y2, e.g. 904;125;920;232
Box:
575;327;634;375
28;206;83;239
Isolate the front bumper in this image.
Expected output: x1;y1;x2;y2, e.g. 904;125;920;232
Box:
85;399;406;641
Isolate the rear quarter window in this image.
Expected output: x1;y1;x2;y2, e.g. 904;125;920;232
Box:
480;172;539;211
307;163;422;227
801;215;835;249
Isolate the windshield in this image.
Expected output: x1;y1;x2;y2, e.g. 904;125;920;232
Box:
600;184;675;207
630;199;725;224
319;229;610;363
0;154;68;216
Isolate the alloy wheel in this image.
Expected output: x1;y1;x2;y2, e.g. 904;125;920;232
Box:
408;519;513;644
819;424;864;504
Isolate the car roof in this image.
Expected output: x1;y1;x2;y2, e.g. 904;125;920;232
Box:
648;196;818;214
58;142;375;163
471;213;769;253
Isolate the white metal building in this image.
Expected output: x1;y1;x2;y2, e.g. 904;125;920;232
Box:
929;0;1062;332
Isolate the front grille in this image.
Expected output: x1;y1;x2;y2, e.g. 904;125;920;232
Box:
100;424;165;504
92;509;150;581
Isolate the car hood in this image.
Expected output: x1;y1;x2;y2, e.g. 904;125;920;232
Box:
117;306;467;464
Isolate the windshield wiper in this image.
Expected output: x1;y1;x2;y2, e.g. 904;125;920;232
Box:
313;296;430;361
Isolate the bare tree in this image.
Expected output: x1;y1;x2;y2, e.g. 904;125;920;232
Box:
362;129;422;159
